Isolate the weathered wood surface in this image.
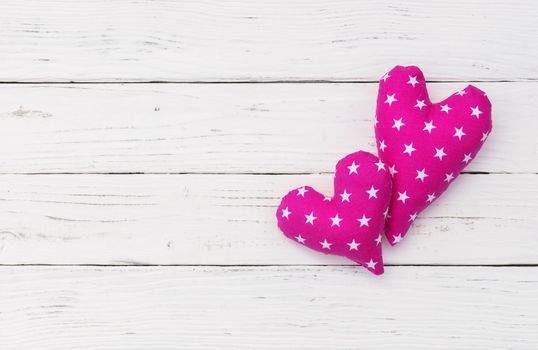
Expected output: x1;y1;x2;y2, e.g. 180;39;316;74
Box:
0;173;535;265
0;0;536;82
0;82;534;174
1;266;537;349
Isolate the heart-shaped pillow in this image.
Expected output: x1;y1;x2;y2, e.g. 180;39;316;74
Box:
375;65;492;245
276;151;391;275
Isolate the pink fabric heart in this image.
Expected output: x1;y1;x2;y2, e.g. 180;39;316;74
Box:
375;65;492;245
276;151;391;275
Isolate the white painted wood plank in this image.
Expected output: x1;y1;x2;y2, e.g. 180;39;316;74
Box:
0;173;535;265
0;266;537;349
0;0;536;81
0;82;534;174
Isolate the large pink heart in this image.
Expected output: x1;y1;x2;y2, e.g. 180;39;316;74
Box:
375;65;492;245
276;151;391;275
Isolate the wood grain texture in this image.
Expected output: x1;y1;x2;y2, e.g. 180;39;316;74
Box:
0;173;535;265
0;0;536;82
0;82;534;174
1;266;537;349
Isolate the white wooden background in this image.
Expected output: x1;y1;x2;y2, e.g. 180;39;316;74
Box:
0;1;537;349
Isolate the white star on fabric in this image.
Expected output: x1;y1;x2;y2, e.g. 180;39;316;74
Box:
481;132;489;142
385;93;397;106
423;120;436;133
320;239;332;250
415;168;428;182
381;73;390;82
297;187;308;197
323;196;331;202
388;165;398;176
470;105;483;118
375;234;382;246
407;75;419;87
375;160;385;171
347;161;359;175
392;117;405;131
426;193;437;203
295;234;306;244
444;173;454;183
462;153;472;164
366;185;379;199
397;191;410;203
357;214;371;227
392;234;403;244
347;240;360;251
440;104;452;114
383;208;389;219
330;214;343;227
305;211;317;225
456;89;466;96
408;212;418;222
454;127;466;140
415;100;426;110
281;207;291;219
434;147;447;160
366;259;378;269
403;143;416;156
379;140;387;152
340;190;352;203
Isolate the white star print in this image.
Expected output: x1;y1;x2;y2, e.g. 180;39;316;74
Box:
462;153;472;164
454;127;466;141
375;160;385;171
375;234;382;246
323;196;331;202
347;161;359;175
379;140;387;152
385;93;397;106
415;100;426;110
444;173;454;183
397;191;410;204
330;214;343;227
297;187;308;197
415;168;428;182
392;234;403;244
423;120;436;133
440;104;452;114
392;117;405;131
366;185;379;199
407;75;419;87
481;132;489;142
357;214;371;227
366;259;378;269
426;193;437;203
383;208;389;219
456;89;466;96
403;143;416;156
305;211;317;225
388;165;398;176
281;207;291;219
381;73;390;82
347;240;360;251
295;234;306;244
320;239;332;250
434;147;447;160
470;105;482;118
340;189;352;203
409;212;417;222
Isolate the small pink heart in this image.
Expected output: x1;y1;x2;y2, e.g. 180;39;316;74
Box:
375;65;492;245
276;151;391;275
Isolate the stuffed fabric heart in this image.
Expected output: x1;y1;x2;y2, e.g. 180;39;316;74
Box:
375;65;492;245
276;151;391;275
